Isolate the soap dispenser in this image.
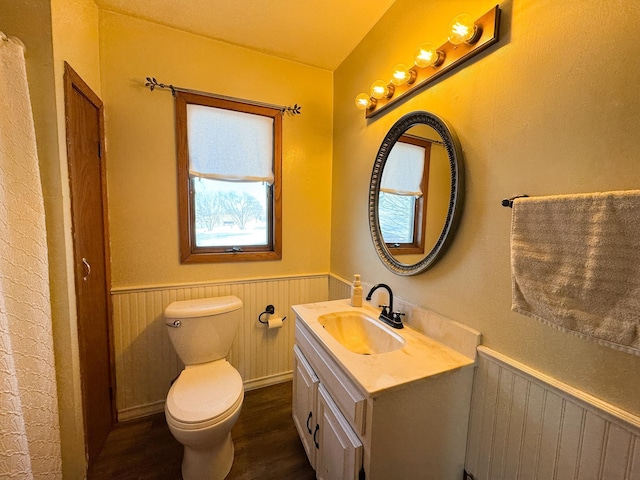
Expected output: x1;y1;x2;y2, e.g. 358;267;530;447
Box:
351;274;363;307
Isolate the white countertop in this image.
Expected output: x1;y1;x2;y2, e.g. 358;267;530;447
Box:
292;299;476;396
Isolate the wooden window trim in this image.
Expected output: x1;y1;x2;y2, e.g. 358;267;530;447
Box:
175;91;282;263
387;135;431;255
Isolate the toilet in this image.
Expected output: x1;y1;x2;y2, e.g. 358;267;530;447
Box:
164;296;244;480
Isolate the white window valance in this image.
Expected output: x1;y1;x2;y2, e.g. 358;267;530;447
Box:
380;142;425;196
187;104;274;184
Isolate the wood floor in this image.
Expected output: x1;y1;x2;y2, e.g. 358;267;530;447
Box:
88;381;316;479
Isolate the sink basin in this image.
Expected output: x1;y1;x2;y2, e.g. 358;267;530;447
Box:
317;311;405;355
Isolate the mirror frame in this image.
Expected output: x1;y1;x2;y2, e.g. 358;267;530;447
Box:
369;111;465;275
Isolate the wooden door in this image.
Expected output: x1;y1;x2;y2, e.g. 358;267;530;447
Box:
64;62;115;465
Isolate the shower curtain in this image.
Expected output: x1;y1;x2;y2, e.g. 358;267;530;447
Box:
0;33;62;478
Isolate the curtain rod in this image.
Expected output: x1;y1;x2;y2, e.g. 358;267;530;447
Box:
144;77;302;116
402;133;445;146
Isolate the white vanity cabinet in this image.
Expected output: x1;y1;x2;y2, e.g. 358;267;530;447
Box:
292;345;319;468
316;384;363;480
292;301;478;480
293;340;364;480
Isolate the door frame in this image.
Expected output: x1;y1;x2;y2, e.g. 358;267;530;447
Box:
63;62;117;454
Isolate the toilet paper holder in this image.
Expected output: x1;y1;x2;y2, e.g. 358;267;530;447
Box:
258;304;286;324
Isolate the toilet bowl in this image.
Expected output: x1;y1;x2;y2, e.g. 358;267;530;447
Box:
164;296;244;480
165;360;243;479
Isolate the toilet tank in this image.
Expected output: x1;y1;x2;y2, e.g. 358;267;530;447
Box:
164;296;242;365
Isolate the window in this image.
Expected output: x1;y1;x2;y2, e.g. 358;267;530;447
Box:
379;135;431;255
175;91;282;263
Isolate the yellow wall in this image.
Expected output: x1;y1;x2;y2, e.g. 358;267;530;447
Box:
99;11;333;288
332;0;640;416
52;0;101;94
49;0;102;476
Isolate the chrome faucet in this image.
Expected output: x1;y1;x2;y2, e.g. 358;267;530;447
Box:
365;284;404;329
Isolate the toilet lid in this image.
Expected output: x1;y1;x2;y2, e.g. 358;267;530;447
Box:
166;360;243;425
165;296;242;319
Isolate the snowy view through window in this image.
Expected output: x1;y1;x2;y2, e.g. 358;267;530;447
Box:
193;177;268;247
379;192;415;244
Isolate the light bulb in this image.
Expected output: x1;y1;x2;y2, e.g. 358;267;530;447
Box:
370;80;393;100
355;93;374;110
448;13;481;45
414;43;444;68
390;64;416;86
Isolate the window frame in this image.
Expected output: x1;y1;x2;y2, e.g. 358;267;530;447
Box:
175;91;282;263
384;134;431;256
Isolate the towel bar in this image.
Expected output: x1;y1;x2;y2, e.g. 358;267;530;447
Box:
501;194;529;208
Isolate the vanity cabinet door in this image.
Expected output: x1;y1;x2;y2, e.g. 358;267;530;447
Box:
292;345;319;468
316;384;363;480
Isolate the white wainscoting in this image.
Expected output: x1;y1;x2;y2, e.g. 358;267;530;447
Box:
112;275;329;420
466;346;640;480
328;273;351;300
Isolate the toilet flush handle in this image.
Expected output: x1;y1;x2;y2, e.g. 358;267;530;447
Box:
165;320;181;328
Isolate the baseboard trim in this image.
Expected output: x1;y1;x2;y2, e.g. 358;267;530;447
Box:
118;400;166;422
116;371;294;422
244;371;293;392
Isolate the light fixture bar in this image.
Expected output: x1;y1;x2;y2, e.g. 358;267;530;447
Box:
365;5;501;119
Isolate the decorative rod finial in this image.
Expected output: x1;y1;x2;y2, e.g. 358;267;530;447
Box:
284;104;302;116
145;77;176;96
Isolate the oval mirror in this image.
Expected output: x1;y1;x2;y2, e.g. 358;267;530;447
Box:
369;111;464;275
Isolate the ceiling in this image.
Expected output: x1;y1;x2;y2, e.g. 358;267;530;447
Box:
94;0;397;70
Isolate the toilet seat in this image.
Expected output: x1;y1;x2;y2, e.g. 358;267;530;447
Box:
166;360;243;430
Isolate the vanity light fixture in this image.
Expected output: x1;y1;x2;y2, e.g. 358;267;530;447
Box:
448;13;482;45
390;64;417;86
355;92;375;110
414;43;444;68
355;5;501;118
371;80;394;100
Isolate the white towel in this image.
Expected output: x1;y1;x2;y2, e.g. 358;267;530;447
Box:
511;190;640;356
